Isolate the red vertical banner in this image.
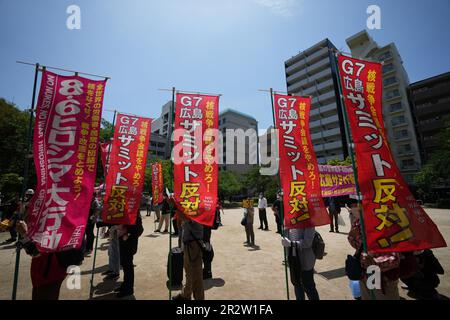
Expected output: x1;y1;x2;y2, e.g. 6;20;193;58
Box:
151;162;164;206
173;93;219;227
27;70;106;252
102;114;152;225
338;54;447;253
273;94;329;229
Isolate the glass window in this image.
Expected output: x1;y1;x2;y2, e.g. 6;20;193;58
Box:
390;102;402;112
391;115;406;126
384;77;397;86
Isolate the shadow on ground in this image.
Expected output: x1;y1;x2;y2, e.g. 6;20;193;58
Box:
81;264;109;275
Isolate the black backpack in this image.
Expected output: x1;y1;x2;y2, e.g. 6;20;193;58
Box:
312;232;325;260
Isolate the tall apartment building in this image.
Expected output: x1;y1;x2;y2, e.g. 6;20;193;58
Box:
346;30;421;184
151;101;172;138
408;71;450;163
219;109;258;174
285;38;349;164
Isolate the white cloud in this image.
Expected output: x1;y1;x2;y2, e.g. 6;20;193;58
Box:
252;0;301;17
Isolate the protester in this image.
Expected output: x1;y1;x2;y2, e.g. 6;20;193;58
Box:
16;220;83;300
202;224;214;279
347;214;406;300
401;249;444;300
2;194;20;243
243;207;255;246
345;198;359;227
271;193;283;234
168;194;179;236
155;194;170;233
101;224;121;281
115;213;144;298
146;196;152;217
325;197;342;233
84;193;101;256
257;193;269;231
154;202;161;223
282;227;320;300
216;198;224;226
173;213;205;300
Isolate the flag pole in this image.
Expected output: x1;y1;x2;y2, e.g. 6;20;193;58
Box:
331;52;376;300
168;87;176;300
89;109;116;299
11;63;40;300
268;88;290;301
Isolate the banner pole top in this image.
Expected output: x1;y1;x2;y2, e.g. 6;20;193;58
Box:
158;88;222;97
16;61;111;80
258;89;312;98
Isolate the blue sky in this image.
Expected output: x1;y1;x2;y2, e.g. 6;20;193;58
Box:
1;0;449;130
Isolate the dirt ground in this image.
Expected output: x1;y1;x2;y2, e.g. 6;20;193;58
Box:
1;207;449;300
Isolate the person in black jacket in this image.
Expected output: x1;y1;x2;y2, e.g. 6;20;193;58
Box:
115;213;144;298
401;249;445;300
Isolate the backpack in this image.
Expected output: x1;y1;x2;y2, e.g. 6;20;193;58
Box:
312;232;325;260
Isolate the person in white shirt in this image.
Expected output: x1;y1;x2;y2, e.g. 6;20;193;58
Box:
257;193;268;231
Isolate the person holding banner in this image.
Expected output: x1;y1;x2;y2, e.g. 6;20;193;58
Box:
155;194;170;233
115;213;144;298
282;228;320;300
16;220;85;300
173;213;205;301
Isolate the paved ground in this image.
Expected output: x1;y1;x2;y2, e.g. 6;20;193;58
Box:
1;208;449;300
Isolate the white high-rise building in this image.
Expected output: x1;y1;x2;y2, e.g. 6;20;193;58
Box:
285;38;349;164
346;30;422;184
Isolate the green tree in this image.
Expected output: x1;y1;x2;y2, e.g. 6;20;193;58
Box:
0;173;23;201
242;165;279;203
0;98;30;177
218;170;242;201
414;121;450;202
326;156;352;166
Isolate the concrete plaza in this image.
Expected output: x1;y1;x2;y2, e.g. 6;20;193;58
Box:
1;207;449;300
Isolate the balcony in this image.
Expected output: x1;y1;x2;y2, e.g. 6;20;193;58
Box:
419;120;446;133
310;127;341;142
411;82;450;102
288;68;332;93
304;78;335;96
312;91;335;105
323;141;342;151
313;114;340;127
286;47;329;75
415;99;450;118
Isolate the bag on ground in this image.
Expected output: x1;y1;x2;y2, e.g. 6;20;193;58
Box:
167;247;184;286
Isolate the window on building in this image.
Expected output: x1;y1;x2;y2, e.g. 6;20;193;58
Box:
385;89;400;100
384;76;397;86
389;102;403;113
401;159;415;168
399;144;412;154
391;115;406;126
382;63;395;73
379;51;392;61
394;129;409;139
